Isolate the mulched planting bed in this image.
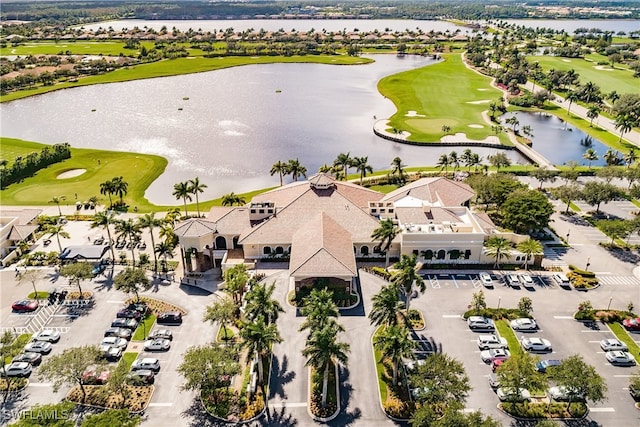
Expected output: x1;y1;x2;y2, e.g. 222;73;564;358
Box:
125;297;187;316
66;385;153;412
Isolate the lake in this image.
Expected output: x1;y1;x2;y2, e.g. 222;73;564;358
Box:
0;54;529;204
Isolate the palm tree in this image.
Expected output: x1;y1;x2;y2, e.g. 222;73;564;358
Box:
46;224;69;253
221;192;246;206
460;149;473;170
582;149;599;169
111;176;128;205
484;236;512;268
164;208;181;227
299;288;342;335
287;158;307;182
352;156;373;185
470;153;483;171
49;196;66;216
565;90;579;117
154;240;175;275
91;211;116;262
587;105;600;127
373;325;417;385
390;157;406;183
138;213;162;272
333;152;354;178
614;113;635;143
172;181;192;217
449;151;460;171
115;218;141;265
603;149;622;166
100;179;116;208
437;154;451;175
516;238;543;271
244;281;284;325
369;284;405;327
625;149;638;169
391;254;425;313
270;160;289;186
607;90;620;112
240;316;283;384
303;323;350;407
505;116;520;133
371;218;400;268
188;177;207;217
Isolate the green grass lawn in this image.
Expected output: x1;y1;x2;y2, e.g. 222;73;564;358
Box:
372;327;388;402
120;352;138;370
378;53;504;143
132;314;156;341
496;319;524;356
527;55;639;96
609;322;640;363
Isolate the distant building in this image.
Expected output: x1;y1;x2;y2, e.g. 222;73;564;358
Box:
0;209;41;266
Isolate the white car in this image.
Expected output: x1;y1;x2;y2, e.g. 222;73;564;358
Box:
548;386;584;402
479;272;493;287
100;337;128;350
481;348;511;363
24;341;52;354
467;316;495;331
519;273;534;287
510;318;538;331
143;339;171;352
33;329;61;343
552;273;570;286
131;357;160;372
606;351;636;366
521;337;552;352
599;339;628;352
149;329;173;341
1;362;32;377
506;274;520;287
477;334;508;350
496;387;531;402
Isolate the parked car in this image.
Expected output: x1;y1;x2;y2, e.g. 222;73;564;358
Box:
496;387;531;402
92;264;106;276
82;366;110;385
491;358;506;372
131;358;160;372
506;274;520;287
12;352;42;366
548;386;584;402
510;318;538;331
127;369;155;385
479;272;493;287
143;338;171;352
100;337;128;350
33;329;61;343
552;273;570;287
600;338;628;352
125;303;150;316
11;300;39;313
104;347;123;362
148;329;173;341
1;362;32;377
521;337;552;352
477;334;508;350
467;316;495;331
104;327;132;340
24;341;52;354
536;359;562;373
606;350;636;366
623;317;640;331
481;348;511;363
488;373;500;389
519;273;534;287
116;308;143;320
157;311;182;325
111;318;139;330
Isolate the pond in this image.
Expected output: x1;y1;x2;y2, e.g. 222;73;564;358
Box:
1;54;528;204
503;111;609;167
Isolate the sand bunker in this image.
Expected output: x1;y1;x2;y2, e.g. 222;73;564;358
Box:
594;65;614;71
466;100;490;104
468;124;484;128
57;169;86;179
440;133;500;144
477;88;489;91
406;110;426;117
562;59;571;62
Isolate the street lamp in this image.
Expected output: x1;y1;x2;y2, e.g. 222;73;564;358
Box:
497;296;502;310
585;257;591;271
566;231;570;243
607;296;613;310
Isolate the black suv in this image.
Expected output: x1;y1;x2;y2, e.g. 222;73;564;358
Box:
157;311;182;325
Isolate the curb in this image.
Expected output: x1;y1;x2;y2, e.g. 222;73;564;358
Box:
496;402;589;421
338;291;360;312
307;364;340;422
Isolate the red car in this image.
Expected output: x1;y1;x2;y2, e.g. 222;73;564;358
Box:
11;300;39;313
81;366;110;385
491;358;506;372
623;317;640;331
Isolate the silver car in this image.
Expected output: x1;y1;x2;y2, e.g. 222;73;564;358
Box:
33;329;61;343
477;334;508;350
599;338;628;352
510;318;538;331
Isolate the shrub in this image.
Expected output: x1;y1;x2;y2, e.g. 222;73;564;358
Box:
371;267;391;280
568;265;596;278
383;395;411;419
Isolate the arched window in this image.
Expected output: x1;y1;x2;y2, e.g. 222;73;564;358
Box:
361;246;369;255
215;236;227;250
422;249;434;260
373;246;382;254
275;246;284;255
436;249;446;260
263;247;271;255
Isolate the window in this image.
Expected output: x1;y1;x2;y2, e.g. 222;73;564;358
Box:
361;246;369;255
412;250;419;256
259;209;265;214
422;249;434;260
464;249;471;260
267;209;273;214
250;209;256;214
371;208;377;213
373;246;382;254
275;246;284;255
263;247;271;255
448;249;460;260
388;209;394;213
436;250;446;260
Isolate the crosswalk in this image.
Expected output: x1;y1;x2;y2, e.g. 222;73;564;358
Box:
542;247;567;269
595;275;640;286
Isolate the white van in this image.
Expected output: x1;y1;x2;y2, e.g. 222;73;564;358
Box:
552;273;570;286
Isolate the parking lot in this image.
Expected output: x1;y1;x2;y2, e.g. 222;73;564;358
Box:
422;271;560;291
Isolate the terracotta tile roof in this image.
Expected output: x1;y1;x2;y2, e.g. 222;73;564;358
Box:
395;206;462;225
173;218;217;238
210;207;252;236
471;212;496;233
381;177;474;206
8;225;38;241
289;212;357;278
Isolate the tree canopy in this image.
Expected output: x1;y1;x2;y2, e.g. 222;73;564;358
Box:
500;189;554;233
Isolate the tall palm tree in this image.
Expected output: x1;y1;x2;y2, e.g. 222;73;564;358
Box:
287;158;307;182
100;179;116;208
164;208;181;227
303;323;350;407
299;288;342;335
115;218;141;265
49;196;66;216
138;212;162;272
352;156;373;185
240;316;283;384
373;324;417;385
91;211;116;262
484;236;512;268
188;177;208;217
244;282;284;325
614;113;635;143
460;149;473;171
437;154;451;175
371;218;400;268
46;224;70;253
470;153;483;171
154;240;175;275
625;149;638;169
333;152;353;178
505;116;520;133
390;157;406;183
391;254;425;313
221;192;246;206
111;176;128;205
270;160;289;186
587;105;600;127
582;149;599;169
449;151;460;171
172;181;192;217
369;284;405;327
516;238;543;271
565;90;579;117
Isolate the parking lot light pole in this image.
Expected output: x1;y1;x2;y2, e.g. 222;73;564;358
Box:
497;296;501;310
585;257;591;271
566;231;570;243
607;296;613;310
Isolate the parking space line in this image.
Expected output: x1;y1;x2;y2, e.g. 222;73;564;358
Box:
28;383;52;387
451;276;458;289
428;275;440;289
589;408;615;412
614;375;634;378
148;403;173;407
442;314;460;318
270;402;307;408
553;316;574;319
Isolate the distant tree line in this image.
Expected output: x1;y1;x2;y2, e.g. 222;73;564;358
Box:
0;143;71;189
